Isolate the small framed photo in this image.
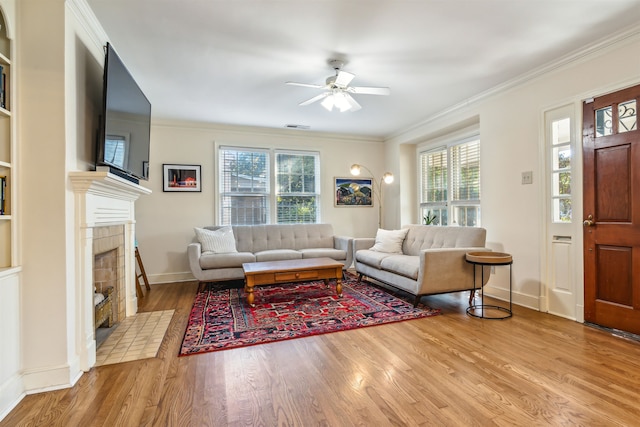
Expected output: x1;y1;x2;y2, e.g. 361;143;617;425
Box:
163;164;201;192
335;177;373;207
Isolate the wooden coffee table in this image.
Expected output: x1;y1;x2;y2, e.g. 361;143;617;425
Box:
242;257;343;307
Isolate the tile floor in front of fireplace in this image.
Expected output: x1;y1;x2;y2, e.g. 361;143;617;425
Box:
95;310;174;366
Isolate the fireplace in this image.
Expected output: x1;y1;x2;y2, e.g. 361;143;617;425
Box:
70;171;151;371
93;226;125;323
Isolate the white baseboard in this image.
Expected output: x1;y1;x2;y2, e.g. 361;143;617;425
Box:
0;373;25;422
148;271;194;284
483;284;540;311
21;360;82;395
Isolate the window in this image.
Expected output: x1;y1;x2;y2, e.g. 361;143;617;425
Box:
419;137;481;226
219;147;270;225
548;114;572;223
219;147;321;225
276;151;320;223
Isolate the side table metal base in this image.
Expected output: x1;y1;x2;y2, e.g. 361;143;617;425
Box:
465;251;513;320
466;303;512;319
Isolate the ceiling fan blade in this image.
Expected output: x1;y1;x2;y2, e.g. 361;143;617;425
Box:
334;71;355;87
286;81;326;89
299;92;330;106
351;86;391;96
345;93;362;112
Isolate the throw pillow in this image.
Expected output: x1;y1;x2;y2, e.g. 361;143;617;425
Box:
370;228;409;254
194;226;238;254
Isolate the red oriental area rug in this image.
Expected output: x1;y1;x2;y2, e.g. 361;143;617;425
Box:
179;274;440;356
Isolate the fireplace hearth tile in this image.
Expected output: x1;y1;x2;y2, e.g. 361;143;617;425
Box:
95;310;174;366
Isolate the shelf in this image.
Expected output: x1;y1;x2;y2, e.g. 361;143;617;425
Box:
0;215;11;220
0;52;9;66
0;160;9;168
0;106;9;117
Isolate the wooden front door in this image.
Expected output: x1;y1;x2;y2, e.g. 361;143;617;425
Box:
583;84;640;334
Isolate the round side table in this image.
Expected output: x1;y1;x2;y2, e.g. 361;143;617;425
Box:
465;251;513;319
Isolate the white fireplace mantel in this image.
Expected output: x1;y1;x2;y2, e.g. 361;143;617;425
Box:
70;170;151;371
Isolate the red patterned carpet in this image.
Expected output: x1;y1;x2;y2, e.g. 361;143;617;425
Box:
179;273;440;355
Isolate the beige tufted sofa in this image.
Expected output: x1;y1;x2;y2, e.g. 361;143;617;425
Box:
188;223;353;284
353;225;491;306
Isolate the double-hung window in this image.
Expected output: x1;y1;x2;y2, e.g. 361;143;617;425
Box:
218;147;321;225
419;137;481;226
275;150;320;223
219;147;270;225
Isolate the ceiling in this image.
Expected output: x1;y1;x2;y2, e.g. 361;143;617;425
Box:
85;0;640;139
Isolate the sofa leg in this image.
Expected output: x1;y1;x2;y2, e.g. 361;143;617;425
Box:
414;295;422;307
357;273;363;283
469;290;475;306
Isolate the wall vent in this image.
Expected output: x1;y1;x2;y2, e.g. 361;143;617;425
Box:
285;124;310;130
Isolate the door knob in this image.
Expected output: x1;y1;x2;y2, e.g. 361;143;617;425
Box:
583;214;594;227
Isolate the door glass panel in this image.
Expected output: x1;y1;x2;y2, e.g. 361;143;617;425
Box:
548;113;573;223
618;100;637;133
553;146;571;169
552;118;571;144
553;198;572;223
552;171;571;196
595;106;613;137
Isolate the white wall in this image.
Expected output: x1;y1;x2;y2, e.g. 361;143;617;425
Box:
17;0;105;398
388;29;640;312
135;121;385;283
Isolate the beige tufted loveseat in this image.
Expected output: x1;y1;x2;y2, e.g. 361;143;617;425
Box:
353;225;491;306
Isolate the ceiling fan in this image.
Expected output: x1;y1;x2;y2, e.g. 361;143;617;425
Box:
286;59;390;112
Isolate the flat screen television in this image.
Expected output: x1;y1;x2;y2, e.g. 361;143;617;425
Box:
96;42;151;183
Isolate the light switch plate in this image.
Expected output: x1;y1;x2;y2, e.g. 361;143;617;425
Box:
522;171;533;185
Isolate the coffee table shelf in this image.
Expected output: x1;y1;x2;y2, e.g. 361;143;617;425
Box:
242;257;343;307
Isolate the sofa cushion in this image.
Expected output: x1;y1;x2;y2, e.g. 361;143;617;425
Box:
200;251;255;269
255;249;302;262
355;249;393;268
299;248;347;261
227;224;335;253
402;225;487;256
194;226;238;254
380;255;420;280
370;228;409;253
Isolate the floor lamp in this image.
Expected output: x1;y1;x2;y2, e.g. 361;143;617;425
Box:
350;163;394;228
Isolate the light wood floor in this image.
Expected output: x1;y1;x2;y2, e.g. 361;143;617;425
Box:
3;280;640;426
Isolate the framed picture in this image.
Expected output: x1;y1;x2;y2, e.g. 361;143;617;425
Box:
335;177;374;207
163;164;201;192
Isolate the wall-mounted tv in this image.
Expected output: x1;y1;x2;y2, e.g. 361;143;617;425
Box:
96;42;151;183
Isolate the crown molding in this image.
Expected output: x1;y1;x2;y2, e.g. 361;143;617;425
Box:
152;118;385;144
66;0;109;53
388;23;640;144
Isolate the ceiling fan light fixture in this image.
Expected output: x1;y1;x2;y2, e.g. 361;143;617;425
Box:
321;95;335;111
288;59;389;112
334;92;351;112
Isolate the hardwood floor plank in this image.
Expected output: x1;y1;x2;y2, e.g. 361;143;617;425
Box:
3;281;640;426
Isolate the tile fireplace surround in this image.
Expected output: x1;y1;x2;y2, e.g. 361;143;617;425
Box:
70;171;151;371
